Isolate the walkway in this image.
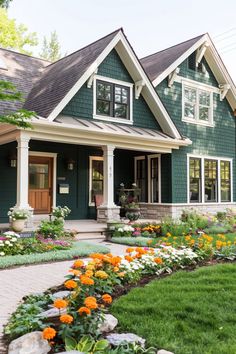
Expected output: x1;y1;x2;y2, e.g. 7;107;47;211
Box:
0;239;128;353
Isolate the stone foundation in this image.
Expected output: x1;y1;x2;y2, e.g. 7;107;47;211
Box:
97;205;120;222
139;203;236;220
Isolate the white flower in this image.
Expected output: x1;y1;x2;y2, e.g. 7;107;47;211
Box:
0;252;5;256
5;241;10;245
0;243;4;247
11;238;18;242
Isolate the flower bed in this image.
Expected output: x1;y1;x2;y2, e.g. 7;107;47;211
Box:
5;237;229;353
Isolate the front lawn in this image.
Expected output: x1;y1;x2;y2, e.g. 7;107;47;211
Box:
111;263;236;354
0;241;109;269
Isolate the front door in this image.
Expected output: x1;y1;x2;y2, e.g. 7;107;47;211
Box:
29;156;53;214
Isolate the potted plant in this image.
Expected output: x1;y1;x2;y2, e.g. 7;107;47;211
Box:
8;208;30;232
51;206;71;223
125;201;141;222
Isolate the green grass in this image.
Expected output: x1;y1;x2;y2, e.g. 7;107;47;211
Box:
0;241;109;269
111;263;236;354
112;233;236;247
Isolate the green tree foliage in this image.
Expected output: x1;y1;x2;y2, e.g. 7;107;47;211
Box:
0;8;38;55
0;0;12;8
0;81;34;128
39;31;62;62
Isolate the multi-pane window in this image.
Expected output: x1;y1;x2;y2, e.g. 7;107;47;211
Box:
189;158;201;202
204;159;218;202
221;161;231;202
136;158;147;202
189;157;232;203
90;157;103;204
184;85;212;124
150;157;159;203
96;80;129;119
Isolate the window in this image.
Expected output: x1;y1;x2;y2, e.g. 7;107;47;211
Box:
188;156;232;203
204;159;217;202
135;157;147;202
148;155;161;203
189;158;201;202
221;161;231;202
96;80;130;120
89;157;103;205
183;84;213;125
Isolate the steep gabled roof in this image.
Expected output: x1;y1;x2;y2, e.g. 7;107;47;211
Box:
24;29;121;118
140;34;205;82
0;48;49;114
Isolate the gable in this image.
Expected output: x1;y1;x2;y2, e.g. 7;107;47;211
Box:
62;49;162;131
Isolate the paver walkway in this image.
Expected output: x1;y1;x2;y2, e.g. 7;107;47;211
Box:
0;239;128;353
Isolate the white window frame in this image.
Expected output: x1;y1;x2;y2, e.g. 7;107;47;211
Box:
93;74;133;125
182;79;214;127
134;156;146;202
187;154;233;204
89;156;104;206
148;154;161;203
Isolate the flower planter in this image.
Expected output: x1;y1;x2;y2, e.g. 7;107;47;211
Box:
11;219;25;232
125;208;141;222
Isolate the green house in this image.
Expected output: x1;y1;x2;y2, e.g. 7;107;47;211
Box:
0;29;235;222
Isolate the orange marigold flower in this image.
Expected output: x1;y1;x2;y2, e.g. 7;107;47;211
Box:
102;294;112;304
86;264;95;271
42;327;56;340
126;247;135;253
80;275;95;285
60;314;73;324
73;259;84;268
95;270;108;279
125;255;133;262
90;253;105;260
64;280;77;289
110;256;122;266
84;296;98;309
69;269;81;277
85;270;93;277
117;272;125;278
78;306;91;316
113;266;120;272
154;257;163;264
53;299;67;309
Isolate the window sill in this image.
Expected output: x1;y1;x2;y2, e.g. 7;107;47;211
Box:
182;118;215;128
93;114;133;125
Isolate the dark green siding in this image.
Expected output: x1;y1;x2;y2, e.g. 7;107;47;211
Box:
62;49;161;130
0;142;17;222
156;53;236;203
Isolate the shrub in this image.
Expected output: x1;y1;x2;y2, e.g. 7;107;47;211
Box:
37;219;64;239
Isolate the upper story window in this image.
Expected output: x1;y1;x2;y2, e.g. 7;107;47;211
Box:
183;83;213;126
93;75;133;124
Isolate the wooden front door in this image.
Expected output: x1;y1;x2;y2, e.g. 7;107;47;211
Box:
29;156;53;214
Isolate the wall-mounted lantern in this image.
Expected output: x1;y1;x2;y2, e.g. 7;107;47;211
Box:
9;153;17;168
67;158;75;171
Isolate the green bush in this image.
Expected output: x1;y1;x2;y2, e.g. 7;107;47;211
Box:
161;218;191;236
37;219;64;239
204;225;233;234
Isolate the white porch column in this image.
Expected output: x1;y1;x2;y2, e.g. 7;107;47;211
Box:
16;134;31;209
97;145;120;222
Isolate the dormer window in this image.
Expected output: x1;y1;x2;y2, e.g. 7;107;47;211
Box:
93;75;133;124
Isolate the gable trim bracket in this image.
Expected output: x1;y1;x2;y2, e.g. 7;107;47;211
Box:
168;67;180;88
135;79;145;99
219;83;230;101
196;42;209;67
87;68;98;88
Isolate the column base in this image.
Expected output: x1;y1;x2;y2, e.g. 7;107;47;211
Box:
97;205;120;223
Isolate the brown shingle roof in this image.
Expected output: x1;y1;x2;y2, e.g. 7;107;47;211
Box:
24;29;121;118
0;48;49;114
140;34;205;82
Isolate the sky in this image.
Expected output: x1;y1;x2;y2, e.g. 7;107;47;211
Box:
8;0;236;81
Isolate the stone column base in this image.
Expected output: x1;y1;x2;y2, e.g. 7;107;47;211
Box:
97;205;120;223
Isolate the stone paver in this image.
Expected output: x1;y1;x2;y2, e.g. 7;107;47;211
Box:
0;240;128;353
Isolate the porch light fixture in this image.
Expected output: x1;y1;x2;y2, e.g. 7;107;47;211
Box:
9;153;17;168
67;159;75;171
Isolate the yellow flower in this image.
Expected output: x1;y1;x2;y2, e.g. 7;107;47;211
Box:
95;270;108;279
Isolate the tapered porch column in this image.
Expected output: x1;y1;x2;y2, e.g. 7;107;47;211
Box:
16;134;31;209
97;145;120;222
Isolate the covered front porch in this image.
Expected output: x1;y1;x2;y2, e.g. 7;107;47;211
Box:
0;119;190;224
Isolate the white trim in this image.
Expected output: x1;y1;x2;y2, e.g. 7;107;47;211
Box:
187;154;233;205
168;67;180;88
147;154;161;203
182;81;214;127
89;156;104;207
93;75;133;124
134;155;145;184
176;76;220;94
29;151;57;208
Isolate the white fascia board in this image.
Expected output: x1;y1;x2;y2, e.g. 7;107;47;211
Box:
152;35;209;87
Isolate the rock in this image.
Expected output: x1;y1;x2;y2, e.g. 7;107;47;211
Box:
39;307;67;318
98;314;118;333
157;350;174;354
8;331;50;354
52;290;71;299
106;333;145;347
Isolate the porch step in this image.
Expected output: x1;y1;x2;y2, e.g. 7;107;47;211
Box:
76;232;105;240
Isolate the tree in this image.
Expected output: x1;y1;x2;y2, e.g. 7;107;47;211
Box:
0;0;12;8
39;31;62;62
0;8;38;55
0;82;34;128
